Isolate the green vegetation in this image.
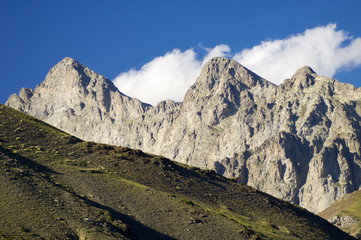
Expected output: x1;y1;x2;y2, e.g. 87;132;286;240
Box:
0;104;354;240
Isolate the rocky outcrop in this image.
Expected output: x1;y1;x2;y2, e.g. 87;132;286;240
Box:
328;214;361;239
6;57;361;213
329;215;359;229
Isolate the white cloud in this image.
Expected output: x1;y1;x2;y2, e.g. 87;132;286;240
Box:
233;24;361;84
113;45;230;105
113;24;361;105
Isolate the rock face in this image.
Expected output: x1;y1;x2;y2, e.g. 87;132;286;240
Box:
6;57;361;213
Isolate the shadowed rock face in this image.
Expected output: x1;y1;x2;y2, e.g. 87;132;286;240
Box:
6;57;361;213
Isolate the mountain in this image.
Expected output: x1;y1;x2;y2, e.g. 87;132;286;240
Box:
6;57;361;213
0;104;354;239
319;190;361;239
6;57;150;144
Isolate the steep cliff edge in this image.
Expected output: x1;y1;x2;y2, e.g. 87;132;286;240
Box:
7;57;361;213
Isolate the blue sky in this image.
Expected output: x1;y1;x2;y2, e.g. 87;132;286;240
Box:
1;0;361;105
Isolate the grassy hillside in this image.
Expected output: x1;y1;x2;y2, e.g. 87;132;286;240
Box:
0;104;354;239
319;190;361;239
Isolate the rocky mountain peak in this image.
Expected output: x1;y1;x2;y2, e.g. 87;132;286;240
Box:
58;56;78;67
291;66;318;89
40;57;118;94
195;57;267;89
278;66;319;95
184;57;272;103
6;57;361;214
182;58;253;125
293;65;317;77
6;57;149;143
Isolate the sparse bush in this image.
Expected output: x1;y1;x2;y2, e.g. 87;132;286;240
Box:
35;146;43;151
64;136;81;144
89;168;103;174
181;199;195;206
20;227;30;233
14;127;22;133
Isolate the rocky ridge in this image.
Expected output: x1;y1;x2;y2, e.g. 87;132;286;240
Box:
6;57;361;213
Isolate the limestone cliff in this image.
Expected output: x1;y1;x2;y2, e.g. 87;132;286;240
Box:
6;57;361;213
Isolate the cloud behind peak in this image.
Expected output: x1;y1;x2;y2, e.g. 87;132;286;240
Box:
113;24;361;105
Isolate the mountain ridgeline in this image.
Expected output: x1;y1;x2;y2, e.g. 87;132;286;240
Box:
6;57;361;213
